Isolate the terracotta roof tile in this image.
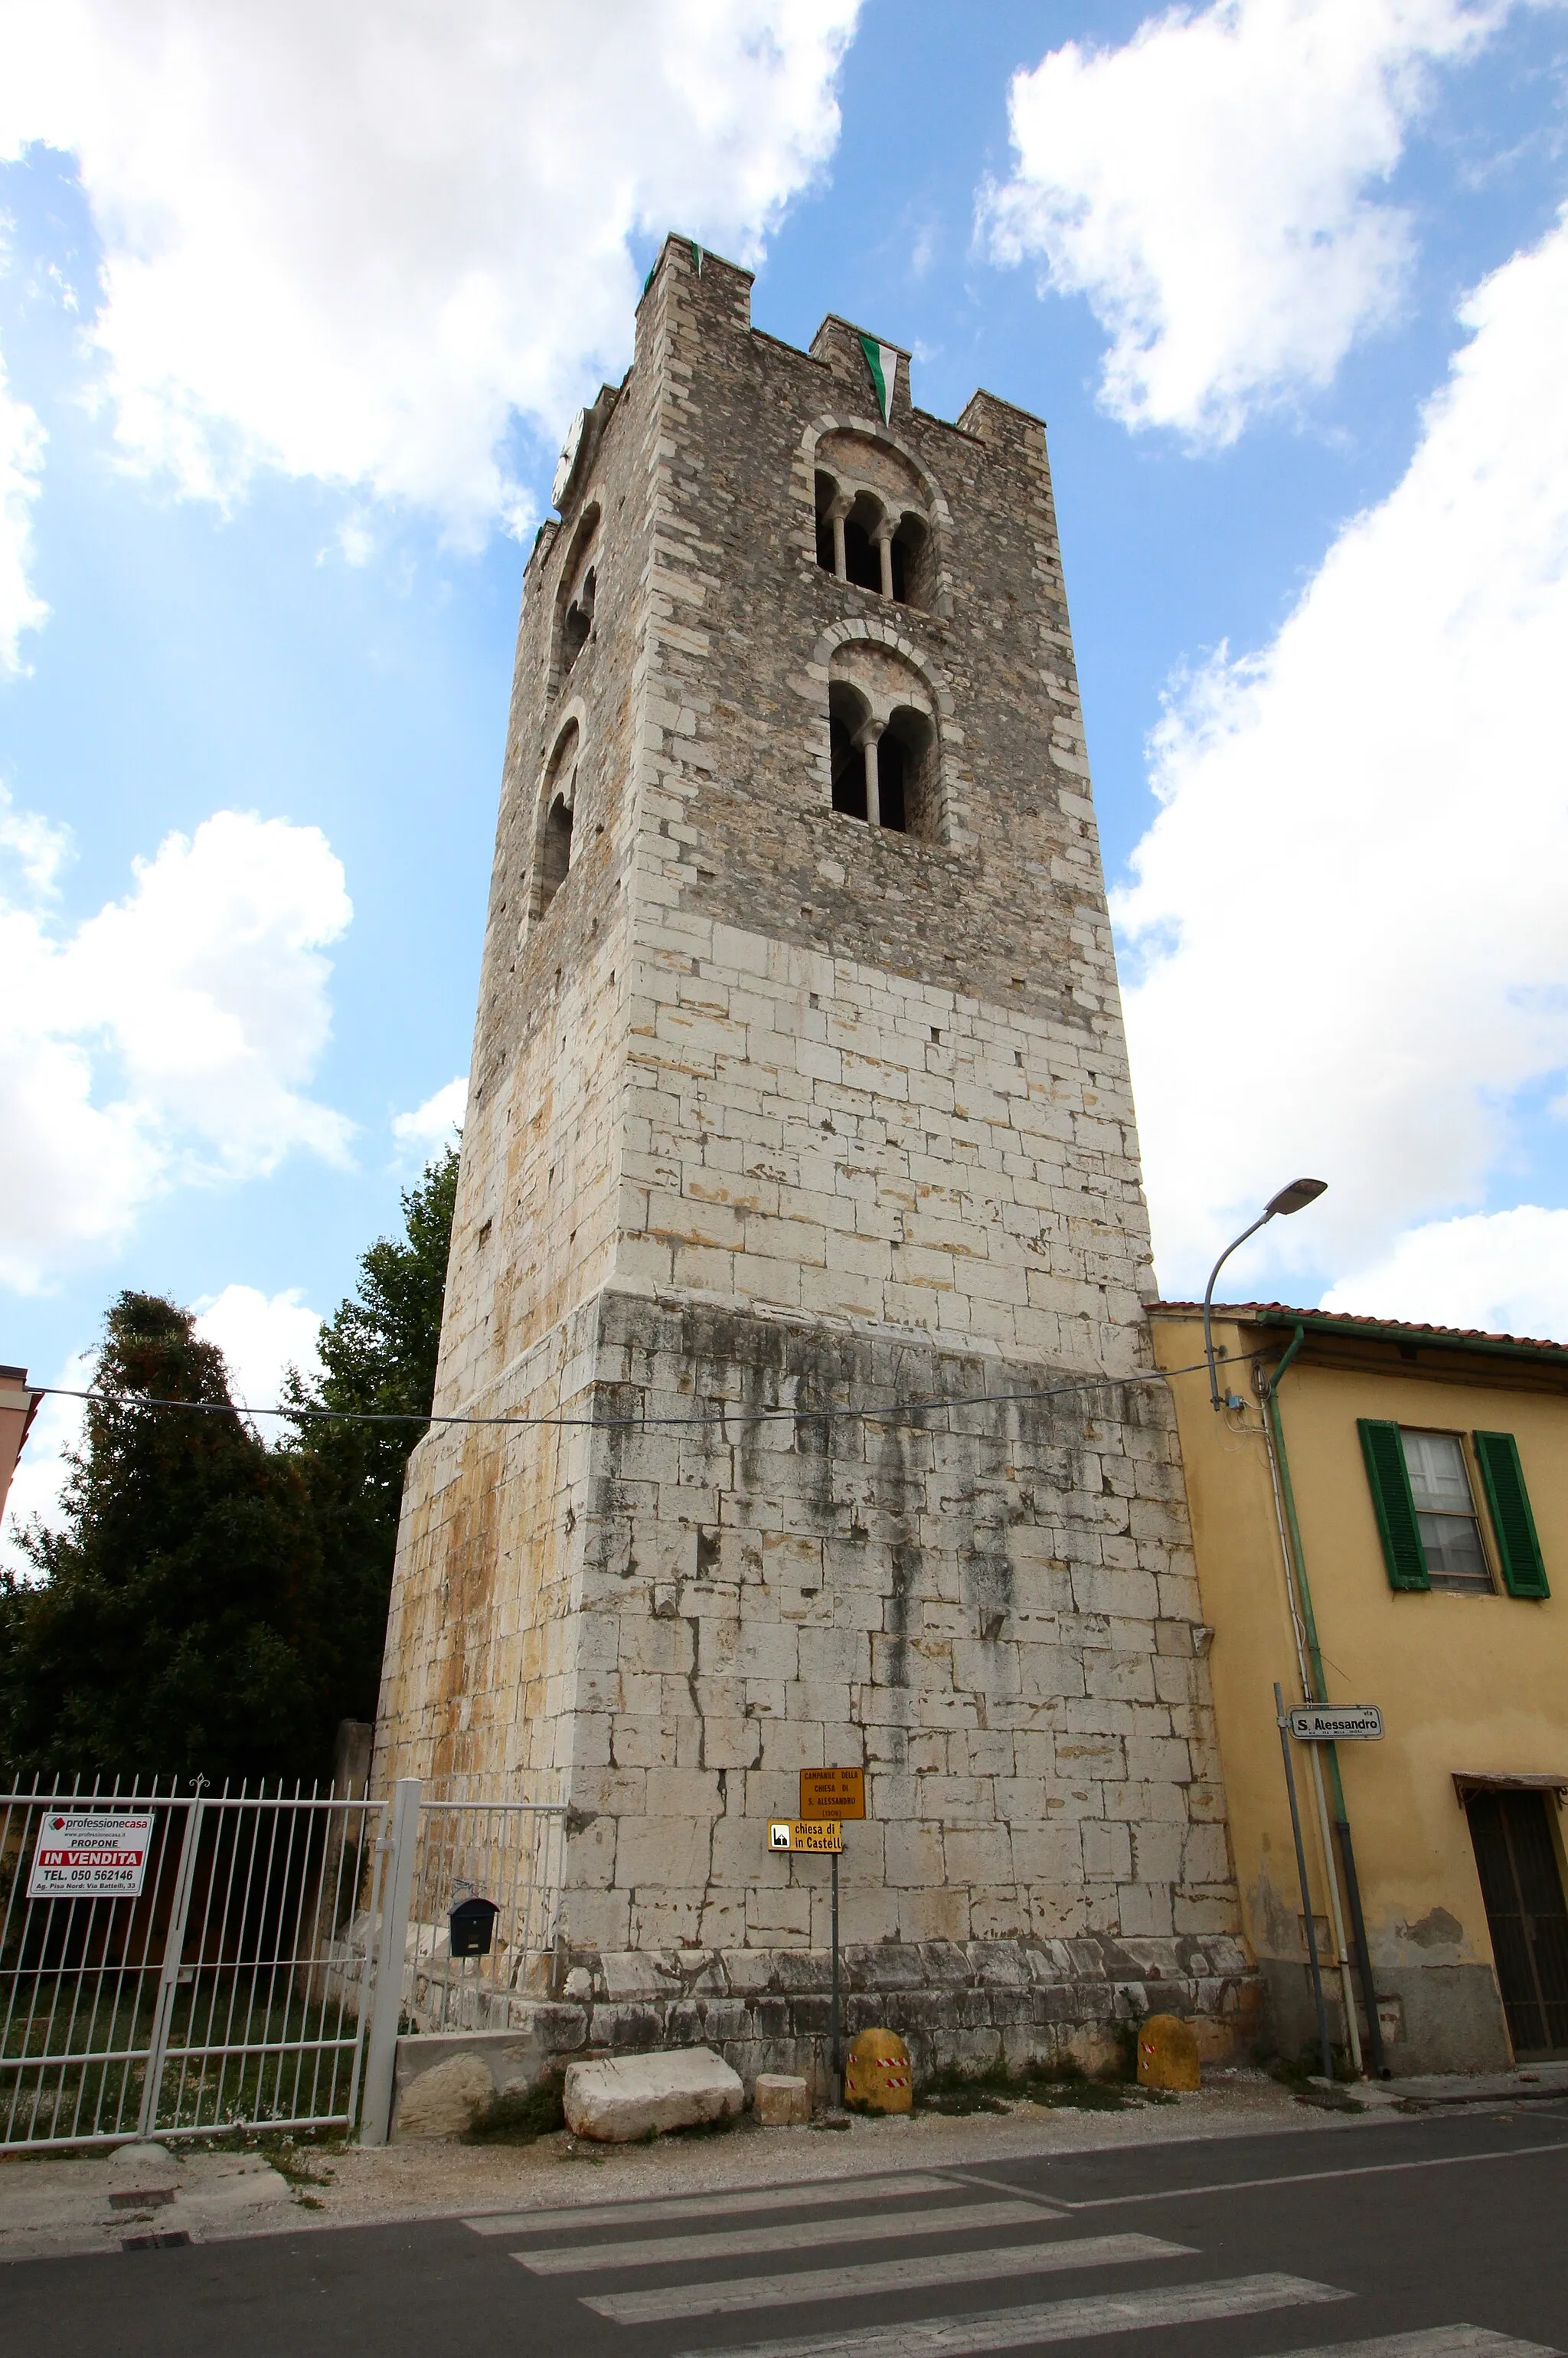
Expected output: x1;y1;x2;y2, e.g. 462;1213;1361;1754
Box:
1151;1300;1568;1359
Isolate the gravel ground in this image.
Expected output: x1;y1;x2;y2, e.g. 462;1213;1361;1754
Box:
265;2069;1376;2235
0;2069;1392;2262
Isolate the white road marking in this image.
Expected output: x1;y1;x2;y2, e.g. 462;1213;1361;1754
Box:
662;2269;1346;2354
518;2198;1047;2275
1060;2138;1568;2211
1280;2333;1560;2357
582;2230;1194;2324
464;2173;970;2237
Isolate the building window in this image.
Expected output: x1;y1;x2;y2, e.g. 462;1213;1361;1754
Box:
812;440;933;611
553;505;600;687
890;513;929;607
541;795;573;907
1359;1419;1548;1598
1401;1431;1491;1589
827;682;938;839
562;565;595;673
825;659;941;842
534;721;579;915
829;705;864;819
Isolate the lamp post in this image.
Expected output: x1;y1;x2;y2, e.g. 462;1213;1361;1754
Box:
1202;1178;1327;1411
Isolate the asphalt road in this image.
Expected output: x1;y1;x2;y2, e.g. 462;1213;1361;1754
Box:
10;2106;1568;2358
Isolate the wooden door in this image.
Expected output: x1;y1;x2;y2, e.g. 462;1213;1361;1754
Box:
1465;1789;1568;2057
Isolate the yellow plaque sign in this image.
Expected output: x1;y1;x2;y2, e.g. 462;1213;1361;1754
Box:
768;1820;843;1854
799;1766;866;1821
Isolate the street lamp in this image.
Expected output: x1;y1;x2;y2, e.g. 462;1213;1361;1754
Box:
1203;1179;1328;1410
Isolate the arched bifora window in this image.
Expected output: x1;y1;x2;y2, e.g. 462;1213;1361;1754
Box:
535;721;579;914
554;506;600;686
827;651;939;841
813;430;935;613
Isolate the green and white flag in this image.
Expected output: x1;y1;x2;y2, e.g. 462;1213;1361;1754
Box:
858;334;897;423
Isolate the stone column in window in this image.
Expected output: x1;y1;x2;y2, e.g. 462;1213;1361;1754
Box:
871;518;896;601
826;491;851;582
854;718;884;828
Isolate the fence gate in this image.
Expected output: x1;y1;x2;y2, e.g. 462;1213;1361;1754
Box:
1;1778;387;2151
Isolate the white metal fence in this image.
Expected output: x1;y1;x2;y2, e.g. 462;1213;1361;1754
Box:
0;1778;387;2151
0;1774;567;2152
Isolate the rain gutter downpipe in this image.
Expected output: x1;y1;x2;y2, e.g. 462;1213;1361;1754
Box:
1264;1322;1387;2075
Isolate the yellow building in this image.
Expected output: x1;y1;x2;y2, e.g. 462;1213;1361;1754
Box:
1152;1302;1568;2077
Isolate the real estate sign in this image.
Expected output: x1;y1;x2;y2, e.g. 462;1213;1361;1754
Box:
28;1812;155;1899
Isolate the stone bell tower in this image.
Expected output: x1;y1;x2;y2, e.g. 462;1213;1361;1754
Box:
375;237;1250;2068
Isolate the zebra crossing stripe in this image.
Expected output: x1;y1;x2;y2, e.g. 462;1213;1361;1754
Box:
1277;2332;1560;2356
518;2198;1046;2275
466;2173;972;2236
583;2230;1194;2324
662;2271;1347;2356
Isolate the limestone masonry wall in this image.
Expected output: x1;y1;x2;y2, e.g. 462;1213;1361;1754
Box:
376;234;1250;2058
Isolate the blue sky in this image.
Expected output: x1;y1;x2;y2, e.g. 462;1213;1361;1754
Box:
4;0;1568;1552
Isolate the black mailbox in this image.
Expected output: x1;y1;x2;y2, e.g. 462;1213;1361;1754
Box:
449;1896;500;1959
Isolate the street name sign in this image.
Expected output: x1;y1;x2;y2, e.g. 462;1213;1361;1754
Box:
769;1820;844;1854
799;1767;865;1820
1287;1705;1384;1742
28;1811;155;1899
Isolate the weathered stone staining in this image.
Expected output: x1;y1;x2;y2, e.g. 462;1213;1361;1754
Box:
374;235;1252;2074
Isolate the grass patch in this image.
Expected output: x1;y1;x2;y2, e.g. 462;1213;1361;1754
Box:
917;2090;1011;2117
663;2110;738;2141
464;2078;566;2146
0;1974;364;2148
913;2054;1178;2118
1258;2042;1357;2093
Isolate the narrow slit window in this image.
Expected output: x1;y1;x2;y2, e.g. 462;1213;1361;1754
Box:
876;734;908;832
830;714;865;819
540;795;573;909
815;473;838;574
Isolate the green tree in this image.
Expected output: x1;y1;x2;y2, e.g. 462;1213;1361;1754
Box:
286;1146;459;1725
0;1293;332;1781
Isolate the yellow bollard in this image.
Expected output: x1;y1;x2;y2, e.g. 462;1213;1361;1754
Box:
844;2027;913;2113
1136;2013;1201;2092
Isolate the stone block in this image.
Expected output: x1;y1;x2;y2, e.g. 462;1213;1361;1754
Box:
106;2141;181;2209
753;2072;811;2125
564;2046;745;2141
394;2052;495;2140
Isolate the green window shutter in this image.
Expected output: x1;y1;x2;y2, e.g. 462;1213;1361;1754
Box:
1474;1431;1550;1598
1358;1418;1429;1591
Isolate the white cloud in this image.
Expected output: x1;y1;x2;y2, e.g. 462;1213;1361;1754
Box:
984;0;1509;440
0;0;861;540
191;1282;324;1418
0;798;354;1290
0;335;47;670
392;1074;467;1156
1321;1206;1568;1341
1117;208;1568;1317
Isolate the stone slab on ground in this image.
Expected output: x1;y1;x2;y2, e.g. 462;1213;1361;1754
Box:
0;2146;299;2263
1384;2061;1568;2108
564;2046;743;2142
